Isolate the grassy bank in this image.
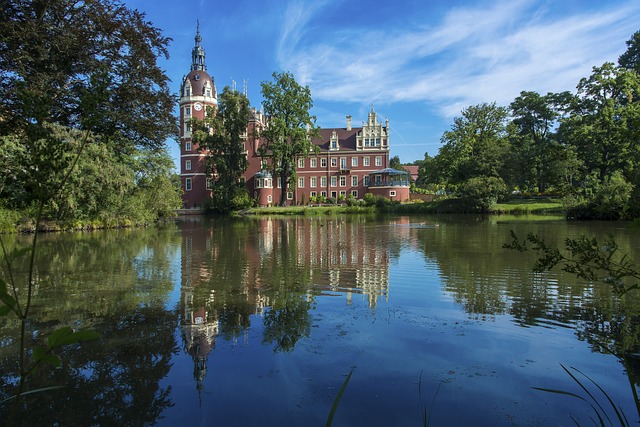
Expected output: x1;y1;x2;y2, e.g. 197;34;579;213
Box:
239;205;376;216
239;198;565;216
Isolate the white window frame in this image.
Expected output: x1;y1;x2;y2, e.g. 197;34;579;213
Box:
185;141;192;151
287;191;293;200
351;190;358;197
185;178;192;191
321;158;327;168
206;178;212;190
298;177;304;188
363;157;370;167
339;176;346;187
364;176;370;186
331;158;337;167
375;156;382;166
351;176;358;186
298;158;305;168
310;158;317;168
351;157;358;167
185;160;192;171
331;176;337;187
310;177;317;187
390;190;396;196
320;176;327;187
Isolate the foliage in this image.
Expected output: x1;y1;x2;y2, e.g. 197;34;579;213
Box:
192;87;252;213
504;231;639;296
389;155;406;172
534;363;635;426
0;1;177;423
561;63;640;184
565;171;634;220
259;71;319;206
426;102;509;188
509;91;577;193
0;126;181;225
325;369;354;427
419;31;640;219
619;30;640;73
457;176;508;212
0;0;177;152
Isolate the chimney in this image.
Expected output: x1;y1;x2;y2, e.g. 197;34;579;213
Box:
346;115;352;131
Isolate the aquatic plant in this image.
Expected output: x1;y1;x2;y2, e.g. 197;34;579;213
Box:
534;363;633;426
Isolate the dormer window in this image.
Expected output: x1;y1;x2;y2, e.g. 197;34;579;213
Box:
330;130;339;150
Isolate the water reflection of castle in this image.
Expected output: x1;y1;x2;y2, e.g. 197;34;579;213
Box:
179;217;402;388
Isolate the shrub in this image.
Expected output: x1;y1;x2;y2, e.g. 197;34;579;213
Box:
457;176;508;212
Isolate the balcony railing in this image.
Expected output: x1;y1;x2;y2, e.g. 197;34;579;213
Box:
368;179;410;187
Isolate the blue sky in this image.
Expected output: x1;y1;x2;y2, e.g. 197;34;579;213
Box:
123;0;639;166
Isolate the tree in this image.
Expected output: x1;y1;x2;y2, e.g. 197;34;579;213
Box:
619;30;640;73
560;63;640;184
0;1;177;422
259;71;319;206
428;103;509;189
389;155;407;172
0;0;177;152
509;91;575;193
192;87;252;213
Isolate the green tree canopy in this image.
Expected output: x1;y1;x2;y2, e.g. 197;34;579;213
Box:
560;62;640;183
619;30;640;73
426;102;509;189
509;91;576;192
191;87;252;213
259;71;319;206
0;0;177;152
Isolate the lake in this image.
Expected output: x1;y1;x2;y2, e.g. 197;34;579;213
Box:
1;214;639;426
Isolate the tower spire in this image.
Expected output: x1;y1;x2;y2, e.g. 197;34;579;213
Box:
191;21;206;71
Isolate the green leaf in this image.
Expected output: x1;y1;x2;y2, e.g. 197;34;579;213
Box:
0;287;17;316
47;326;74;348
47;326;100;348
326;369;353;427
33;347;61;368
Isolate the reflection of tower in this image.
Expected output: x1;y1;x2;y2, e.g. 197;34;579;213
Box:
180;222;219;393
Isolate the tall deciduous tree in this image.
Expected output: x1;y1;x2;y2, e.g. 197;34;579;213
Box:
191;87;252;213
619;30;640;73
509;91;577;192
429;102;509;188
560;63;640;184
259;71;319;206
0;0;177;152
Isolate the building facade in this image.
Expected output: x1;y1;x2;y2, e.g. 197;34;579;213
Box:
179;27;409;210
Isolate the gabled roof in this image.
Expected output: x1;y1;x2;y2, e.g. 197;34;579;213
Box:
311;127;360;151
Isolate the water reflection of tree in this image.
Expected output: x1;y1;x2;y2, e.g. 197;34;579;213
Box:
0;226;180;425
0;307;177;426
413;217;640;386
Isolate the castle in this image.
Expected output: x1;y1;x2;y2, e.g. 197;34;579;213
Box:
179;26;409;210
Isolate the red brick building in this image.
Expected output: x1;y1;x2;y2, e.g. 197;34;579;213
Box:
179;27;409;211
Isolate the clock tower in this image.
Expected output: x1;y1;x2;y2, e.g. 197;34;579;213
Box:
179;22;218;210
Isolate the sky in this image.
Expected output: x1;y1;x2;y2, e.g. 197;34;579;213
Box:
123;0;639;167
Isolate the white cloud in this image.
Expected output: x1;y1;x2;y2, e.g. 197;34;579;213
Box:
275;0;640;119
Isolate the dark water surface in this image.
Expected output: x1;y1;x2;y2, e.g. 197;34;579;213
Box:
1;214;639;426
